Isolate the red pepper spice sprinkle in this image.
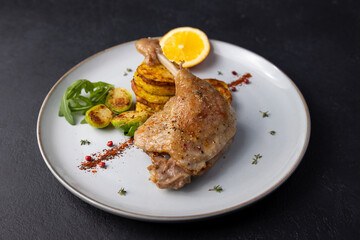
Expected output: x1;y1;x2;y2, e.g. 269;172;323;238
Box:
85;155;92;161
232;71;238;76
79;137;134;170
227;73;252;88
107;141;113;147
231;87;236;92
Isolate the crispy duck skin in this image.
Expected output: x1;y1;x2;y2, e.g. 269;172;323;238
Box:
134;38;237;189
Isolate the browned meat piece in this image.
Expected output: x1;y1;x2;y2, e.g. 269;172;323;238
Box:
147;152;191;190
133;38;236;189
134;68;237;189
146;136;234;189
135;38;162;66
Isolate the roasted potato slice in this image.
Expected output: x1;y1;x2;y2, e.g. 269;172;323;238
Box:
136;62;175;86
136;96;165;112
205;79;232;104
134;72;175;96
136;102;156;114
131;80;171;104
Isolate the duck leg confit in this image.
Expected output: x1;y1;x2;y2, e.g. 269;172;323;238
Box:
134;38;237;189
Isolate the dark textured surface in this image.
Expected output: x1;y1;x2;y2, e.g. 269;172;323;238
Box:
1;0;359;239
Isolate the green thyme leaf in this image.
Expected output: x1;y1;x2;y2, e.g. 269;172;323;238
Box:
217;71;223;75
269;131;276;135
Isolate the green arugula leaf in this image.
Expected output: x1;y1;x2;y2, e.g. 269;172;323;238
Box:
125;123;141;137
61;91;75;125
58;79;114;125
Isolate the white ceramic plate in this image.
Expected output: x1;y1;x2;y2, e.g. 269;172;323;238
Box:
37;40;310;222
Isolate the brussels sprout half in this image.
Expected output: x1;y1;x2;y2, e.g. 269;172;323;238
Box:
85;104;113;128
111;111;149;136
105;88;132;114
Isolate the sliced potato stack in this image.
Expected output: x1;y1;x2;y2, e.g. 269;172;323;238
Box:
132;62;175;114
132;62;232;115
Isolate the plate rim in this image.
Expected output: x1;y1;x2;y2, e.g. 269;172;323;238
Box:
36;39;311;222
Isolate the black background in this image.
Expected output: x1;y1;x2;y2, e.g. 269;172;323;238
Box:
1;0;359;239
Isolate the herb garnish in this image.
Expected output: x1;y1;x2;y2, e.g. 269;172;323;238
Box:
217;71;223;75
123;68;132;76
80;140;91;145
209;185;223;193
118;188;127;196
58;79;114;125
269;131;276;135
252;154;262;164
259;111;269;118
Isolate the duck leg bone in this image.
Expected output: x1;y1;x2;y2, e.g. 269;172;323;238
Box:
156;52;179;76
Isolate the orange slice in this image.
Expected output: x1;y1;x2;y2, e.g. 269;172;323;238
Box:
160;27;210;68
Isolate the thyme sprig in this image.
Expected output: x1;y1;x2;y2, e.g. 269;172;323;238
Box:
209;185;223;193
252;154;262;165
118;188;127;196
123;68;133;76
259;111;269;118
80;140;91;145
126;68;132;72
